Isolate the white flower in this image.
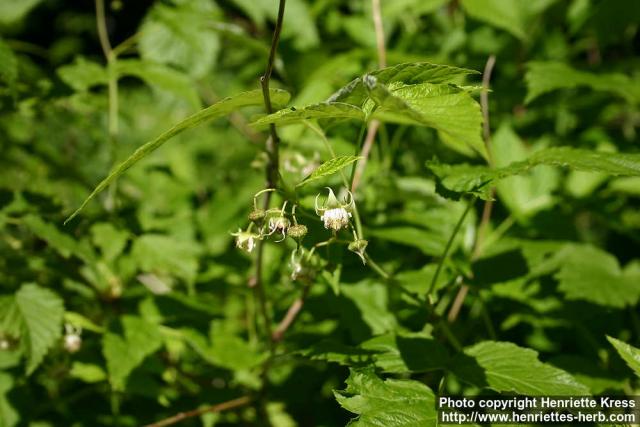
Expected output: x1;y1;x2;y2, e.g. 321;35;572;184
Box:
232;229;259;253
315;188;354;231
63;324;82;353
321;207;351;231
267;215;290;242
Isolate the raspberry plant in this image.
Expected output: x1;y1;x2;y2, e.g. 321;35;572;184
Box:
1;0;639;426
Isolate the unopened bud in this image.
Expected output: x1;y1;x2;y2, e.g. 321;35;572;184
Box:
287;224;308;239
248;209;266;222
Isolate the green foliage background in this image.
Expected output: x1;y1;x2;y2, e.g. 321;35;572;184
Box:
0;0;639;426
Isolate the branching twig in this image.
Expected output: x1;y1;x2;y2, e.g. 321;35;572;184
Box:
143;396;251;427
448;55;496;323
351;0;386;192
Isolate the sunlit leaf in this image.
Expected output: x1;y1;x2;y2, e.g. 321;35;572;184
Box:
335;369;437;427
297;155;362;187
607;336;640;379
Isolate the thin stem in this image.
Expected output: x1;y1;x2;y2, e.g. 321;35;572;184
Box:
260;0;286;189
364;253;390;280
143;396;251;427
272;281;313;342
95;0;112;59
304;121;365;240
350;0;387;193
448;55;497;323
252;0;286;353
426;198;476;298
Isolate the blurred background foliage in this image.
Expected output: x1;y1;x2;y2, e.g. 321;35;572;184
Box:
0;0;639;426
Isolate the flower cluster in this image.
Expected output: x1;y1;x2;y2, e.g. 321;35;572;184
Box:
232;187;367;276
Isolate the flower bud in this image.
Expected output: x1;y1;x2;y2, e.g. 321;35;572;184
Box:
348;239;368;264
287;224;308;239
248;209;266;222
232;229;260;253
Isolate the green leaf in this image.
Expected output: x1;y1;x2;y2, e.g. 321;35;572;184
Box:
525;61;640;104
555;246;640;308
460;0;528;39
490;124;558;218
0;38;18;92
365;78;486;158
360;333;449;373
428;147;640;200
138;0;220;78
69;362;107;383
297;155;362;187
116;59;200;108
334;369;437;427
102;316;162;391
0;373;18;427
451;341;590;395
607;336;640;378
329;62;479;106
57;57;108;92
251;102;364;128
64;311;104;334
65;88;290;224
303;333;449;374
0;0;42;25
130;234;201;286
23;215;94;262
0;284;65;374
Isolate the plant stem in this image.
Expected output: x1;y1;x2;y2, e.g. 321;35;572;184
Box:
448;55;496;322
351;0;387;192
143;396;252;427
426;198;476;299
95;0;118;141
272;280;313;342
252;0;287;348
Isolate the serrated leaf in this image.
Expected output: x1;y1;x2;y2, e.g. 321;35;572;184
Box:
365;79;487;158
65;88;290;223
2;284;65;374
555;246;640;308
334;369;437;427
251;102;364;128
102;316;162;391
607;336;640;379
451;341;590;395
297;156;362;187
328;62;479;106
428;147;640;200
525;61;640;104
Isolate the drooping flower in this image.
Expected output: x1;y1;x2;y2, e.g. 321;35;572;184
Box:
267;215;290;242
315;188;354;231
232;228;260;253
